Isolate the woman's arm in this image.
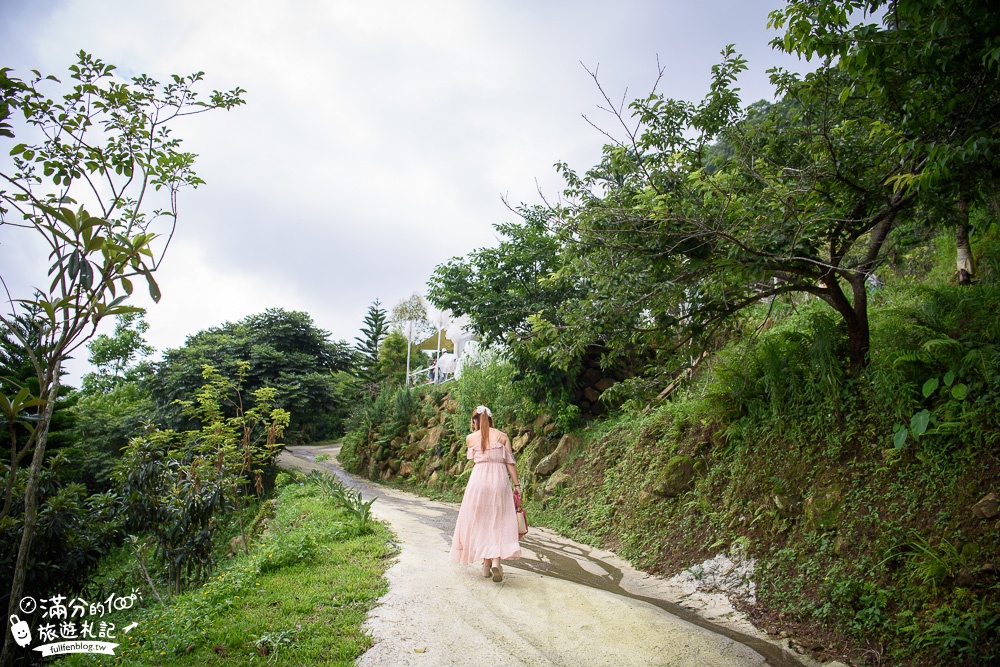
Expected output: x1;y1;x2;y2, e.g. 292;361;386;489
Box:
506;463;520;491
501;433;520;491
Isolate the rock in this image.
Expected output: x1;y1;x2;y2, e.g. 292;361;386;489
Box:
533;413;552;432
543;422;557;435
426;459;443;475
980;563;997;577
652;455;696;497
428;471;440;487
773;493;802;519
544;471;571;494
580;367;602;387
595;377;614;392
834;534;850;557
804;482;844;532
512;432;532;454
583;387;600;402
390;436;404;448
418;425;445;453
779;630;792;639
449;462;463;476
228;535;246;556
534;453;560;476
533;434;582;476
400;461;415;477
388;458;401;473
957;567;977;587
427;417;438;427
971;492;999;519
766;626;779;636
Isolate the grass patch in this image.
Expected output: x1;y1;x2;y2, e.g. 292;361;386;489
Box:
56;477;394;667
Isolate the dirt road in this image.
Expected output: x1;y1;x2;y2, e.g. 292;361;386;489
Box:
280;445;819;667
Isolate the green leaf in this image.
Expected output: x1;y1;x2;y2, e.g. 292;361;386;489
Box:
79;260;94;290
910;410;931;439
145;272;161;303
893;426;908;449
943;370;955;387
39;299;56;323
85;234;105;253
951;384;968;400
921;378;939;398
67;249;80;279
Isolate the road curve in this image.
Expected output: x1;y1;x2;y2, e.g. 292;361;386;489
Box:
280;445;814;667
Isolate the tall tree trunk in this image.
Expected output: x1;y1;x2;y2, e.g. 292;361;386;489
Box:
847;275;871;372
821;274;871;373
956;197;973;285
1;369;59;667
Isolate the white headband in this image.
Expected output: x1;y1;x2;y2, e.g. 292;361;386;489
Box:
475;405;492;418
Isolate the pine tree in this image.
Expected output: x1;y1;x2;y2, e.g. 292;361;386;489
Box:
354;300;388;388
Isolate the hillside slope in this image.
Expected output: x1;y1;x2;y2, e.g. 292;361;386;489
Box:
342;253;1000;665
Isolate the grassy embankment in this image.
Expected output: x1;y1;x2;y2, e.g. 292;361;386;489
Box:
340;233;1000;666
55;473;393;667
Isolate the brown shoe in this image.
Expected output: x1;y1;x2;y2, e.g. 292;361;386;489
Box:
491;565;503;582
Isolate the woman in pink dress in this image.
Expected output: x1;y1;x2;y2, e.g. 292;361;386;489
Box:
449;405;522;581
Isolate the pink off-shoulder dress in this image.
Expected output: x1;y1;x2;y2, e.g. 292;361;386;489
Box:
449;431;522;564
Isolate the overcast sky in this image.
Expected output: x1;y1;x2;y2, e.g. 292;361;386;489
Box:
0;0;807;383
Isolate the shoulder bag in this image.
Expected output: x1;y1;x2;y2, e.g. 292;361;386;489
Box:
513;489;528;537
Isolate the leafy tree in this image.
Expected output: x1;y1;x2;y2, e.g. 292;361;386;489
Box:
769;0;1000;284
0;52;243;664
427;205;601;408
390;293;431;341
428;206;579;345
771;0;1000;191
390;293;432;387
81;311;155;393
541;46;924;377
0;304;123;631
376;330;411;388
116;364;288;594
354;299;388;389
72;311;157;490
72;382;154;491
151;309;354;441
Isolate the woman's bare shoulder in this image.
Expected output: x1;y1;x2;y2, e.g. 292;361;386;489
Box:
496;430;511;445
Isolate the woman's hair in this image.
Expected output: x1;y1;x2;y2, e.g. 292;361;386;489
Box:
472;406;494;452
